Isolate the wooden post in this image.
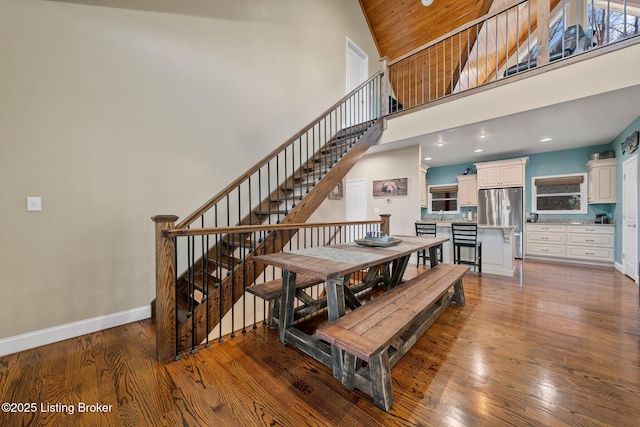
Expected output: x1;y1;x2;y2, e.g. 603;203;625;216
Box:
379;56;390;118
152;215;179;362
537;0;551;67
380;214;391;236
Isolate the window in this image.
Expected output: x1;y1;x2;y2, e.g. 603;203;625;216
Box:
428;184;459;214
532;173;588;214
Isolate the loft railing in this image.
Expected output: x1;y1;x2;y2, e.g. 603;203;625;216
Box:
386;0;640;113
154;218;388;360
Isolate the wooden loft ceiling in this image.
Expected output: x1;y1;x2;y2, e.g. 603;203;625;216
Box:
359;0;495;61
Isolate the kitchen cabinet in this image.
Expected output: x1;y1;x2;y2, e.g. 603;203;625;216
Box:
525;224;614;264
526;224;566;259
457;174;477;206
566;225;614;263
475;157;529;189
420;165;429;208
586;159;616;204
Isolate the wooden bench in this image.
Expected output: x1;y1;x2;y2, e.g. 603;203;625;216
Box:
246;275;324;326
316;263;468;411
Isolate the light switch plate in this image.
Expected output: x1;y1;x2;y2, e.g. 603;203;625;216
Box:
27;197;42;212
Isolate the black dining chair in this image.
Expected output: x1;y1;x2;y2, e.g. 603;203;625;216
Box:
451;223;482;273
415;222;442;266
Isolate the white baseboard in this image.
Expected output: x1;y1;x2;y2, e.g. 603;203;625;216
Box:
615;262;624;273
0;306;151;357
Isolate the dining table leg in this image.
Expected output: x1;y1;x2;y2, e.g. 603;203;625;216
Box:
429;245;440;268
278;270;297;343
388;255;411;289
325;277;347;379
325;277;345;322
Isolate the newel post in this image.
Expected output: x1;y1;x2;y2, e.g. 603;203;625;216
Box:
379;56;390;118
537;0;551;67
152;215;179;362
380;214;391;236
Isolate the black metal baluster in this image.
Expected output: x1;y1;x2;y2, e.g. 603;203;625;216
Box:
174;237;180;361
205;232;210;348
217;234;224;343
190;234;196;354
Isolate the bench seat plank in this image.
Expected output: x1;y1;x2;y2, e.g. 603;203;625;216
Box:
317;264;467;361
330;265;457;330
246;275;324;301
315;263;468;411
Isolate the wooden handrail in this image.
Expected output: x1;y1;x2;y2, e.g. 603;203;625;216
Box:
165;219;384;238
176;70;384;229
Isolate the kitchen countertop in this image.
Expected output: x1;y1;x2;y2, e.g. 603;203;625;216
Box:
526;219;615;227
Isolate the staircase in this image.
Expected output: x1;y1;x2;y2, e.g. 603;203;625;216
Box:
155;71;386;358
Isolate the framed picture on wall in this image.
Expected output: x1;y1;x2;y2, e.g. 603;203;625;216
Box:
373;178;408;197
329;180;343;200
622;131;638;155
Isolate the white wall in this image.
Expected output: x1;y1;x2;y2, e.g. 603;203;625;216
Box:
0;0;378;344
346;146;422;236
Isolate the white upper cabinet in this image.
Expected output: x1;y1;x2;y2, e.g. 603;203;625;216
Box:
475;157;529;189
457;174;477;206
586;159;616;204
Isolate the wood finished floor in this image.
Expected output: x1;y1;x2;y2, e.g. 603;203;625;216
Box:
1;260;639;426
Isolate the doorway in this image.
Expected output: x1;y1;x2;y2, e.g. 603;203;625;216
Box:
622;154;638;282
346;178;367;240
345;38;368;128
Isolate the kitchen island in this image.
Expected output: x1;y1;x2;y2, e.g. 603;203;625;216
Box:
417;220;516;277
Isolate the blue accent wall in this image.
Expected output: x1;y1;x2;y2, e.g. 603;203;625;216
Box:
525;144;614;220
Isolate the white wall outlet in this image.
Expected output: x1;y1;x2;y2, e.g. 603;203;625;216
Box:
374;207;380;213
27;197;42;212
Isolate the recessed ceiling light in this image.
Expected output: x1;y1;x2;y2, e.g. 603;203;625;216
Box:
480;135;486;139
540;137;552;142
437;143;443;147
475;149;484;153
424;157;432;161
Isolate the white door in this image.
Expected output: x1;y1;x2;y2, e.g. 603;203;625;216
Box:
345;38;368;128
346;178;367;240
622;155;638;281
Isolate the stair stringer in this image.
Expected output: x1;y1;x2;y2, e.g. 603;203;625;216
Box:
176;119;384;351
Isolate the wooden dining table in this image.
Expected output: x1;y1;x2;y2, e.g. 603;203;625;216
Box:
253;235;448;367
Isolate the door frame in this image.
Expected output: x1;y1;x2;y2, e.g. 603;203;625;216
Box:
346;37;368;93
345;38;368;128
346;178;367;219
622;154;638;283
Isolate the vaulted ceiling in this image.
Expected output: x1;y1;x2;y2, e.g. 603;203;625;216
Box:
359;0;495;61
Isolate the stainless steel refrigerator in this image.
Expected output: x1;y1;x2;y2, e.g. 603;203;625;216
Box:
478;187;524;258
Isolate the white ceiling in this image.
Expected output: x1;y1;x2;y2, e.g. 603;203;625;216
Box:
370;84;640;168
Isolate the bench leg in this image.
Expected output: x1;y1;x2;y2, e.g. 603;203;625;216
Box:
370;351;393;411
331;348;356;389
453;279;466;307
268;299;278;328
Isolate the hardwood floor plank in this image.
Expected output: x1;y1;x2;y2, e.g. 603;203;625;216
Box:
0;260;638;426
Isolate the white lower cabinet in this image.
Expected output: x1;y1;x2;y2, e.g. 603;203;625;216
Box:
525;224;614;264
527;242;566;258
